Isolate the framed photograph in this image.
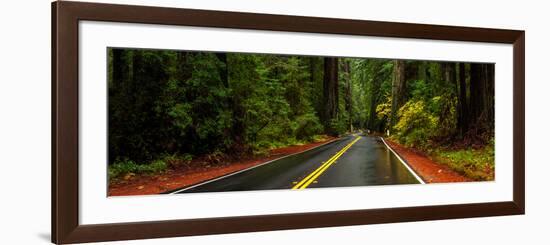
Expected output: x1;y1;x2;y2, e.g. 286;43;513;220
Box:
52;1;524;244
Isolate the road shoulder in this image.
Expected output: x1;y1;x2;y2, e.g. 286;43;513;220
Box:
384;139;472;183
108;136;340;196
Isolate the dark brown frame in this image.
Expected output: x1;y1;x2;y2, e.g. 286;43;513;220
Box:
52;1;525;244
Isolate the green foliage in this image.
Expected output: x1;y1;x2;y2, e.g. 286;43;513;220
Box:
108;48;493;182
108;158;168;180
174;53;232;152
350;59;393;131
408;79;433;99
161;153;193;168
229;55;324;146
350;80;368;128
109;49;175;163
109;49;328;173
375;98;392;122
167;103;192;134
294;112;324;140
392;100;438;148
391;92;459;149
431;94;458;139
433;140;495;180
230;54;292;144
327;118;347;135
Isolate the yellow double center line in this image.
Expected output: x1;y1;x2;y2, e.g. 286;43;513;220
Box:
292;136;361;190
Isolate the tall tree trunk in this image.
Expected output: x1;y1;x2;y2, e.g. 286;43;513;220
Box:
309;57;324;119
468;63;495;138
469;63;487;129
343;60;353;132
458;63;469;136
112;49;128;86
215;53;241;150
225;54;246;152
439;62;458;137
109;49;130;163
132;50;143;92
215;53;228;87
484;64;495;129
418;61;427;82
390;60;406;129
469;64;480;126
444;63;456;89
323;57;339;135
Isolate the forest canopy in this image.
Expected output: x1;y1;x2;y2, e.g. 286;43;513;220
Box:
108;48;495;180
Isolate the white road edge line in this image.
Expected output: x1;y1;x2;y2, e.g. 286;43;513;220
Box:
168;137;345;194
380;137;426;184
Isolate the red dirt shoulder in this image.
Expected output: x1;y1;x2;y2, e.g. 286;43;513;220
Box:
385;139;471;183
108;137;338;196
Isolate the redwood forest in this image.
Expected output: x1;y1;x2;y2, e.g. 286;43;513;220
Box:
107;48;495;196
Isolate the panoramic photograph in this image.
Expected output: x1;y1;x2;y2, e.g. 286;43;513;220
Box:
107;48;495;196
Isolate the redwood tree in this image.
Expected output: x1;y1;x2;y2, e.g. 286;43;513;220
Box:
390;60;406;128
323;57;339;135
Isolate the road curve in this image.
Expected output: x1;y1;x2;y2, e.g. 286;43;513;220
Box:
172;135;420;194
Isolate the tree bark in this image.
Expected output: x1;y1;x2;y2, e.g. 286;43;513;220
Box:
418;61;427;82
444;62;456;89
112;49;127;85
484;64;495;129
469;63;481;125
323;57;339;134
458;63;469;136
390;60;406;128
467;63;495;136
132;50;143;90
343;60;353;132
469;63;488;129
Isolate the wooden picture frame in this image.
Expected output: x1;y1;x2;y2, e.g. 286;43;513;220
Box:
52;1;525;244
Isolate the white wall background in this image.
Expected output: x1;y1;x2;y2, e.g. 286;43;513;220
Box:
0;0;546;244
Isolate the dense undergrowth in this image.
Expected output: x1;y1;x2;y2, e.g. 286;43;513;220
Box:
108;135;329;181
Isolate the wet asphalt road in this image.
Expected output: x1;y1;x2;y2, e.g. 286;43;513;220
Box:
173;135;420;194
